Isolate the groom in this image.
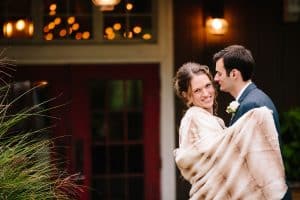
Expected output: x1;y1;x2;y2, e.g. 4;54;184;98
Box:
213;44;292;200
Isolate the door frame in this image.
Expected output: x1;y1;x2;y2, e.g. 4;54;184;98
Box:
15;64;161;200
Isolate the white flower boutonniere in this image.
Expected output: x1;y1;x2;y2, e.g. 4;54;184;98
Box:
226;101;240;114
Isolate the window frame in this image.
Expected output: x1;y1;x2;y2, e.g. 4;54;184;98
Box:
0;0;157;44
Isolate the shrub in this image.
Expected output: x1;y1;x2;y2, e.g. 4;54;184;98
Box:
280;107;300;182
0;56;81;199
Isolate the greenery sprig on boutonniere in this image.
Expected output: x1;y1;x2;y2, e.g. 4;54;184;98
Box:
226;101;240;115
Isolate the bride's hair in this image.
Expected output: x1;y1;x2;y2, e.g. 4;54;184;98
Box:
173;62;218;114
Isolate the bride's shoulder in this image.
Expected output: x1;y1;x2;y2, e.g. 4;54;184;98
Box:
184;106;223;124
180;107;204;121
187;106;209;113
184;106;211;117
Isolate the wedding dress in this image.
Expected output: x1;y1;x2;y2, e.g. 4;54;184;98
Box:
174;106;287;200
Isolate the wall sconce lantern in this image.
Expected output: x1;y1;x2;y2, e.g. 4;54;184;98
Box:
204;0;228;35
206;17;228;35
92;0;121;11
3;19;34;38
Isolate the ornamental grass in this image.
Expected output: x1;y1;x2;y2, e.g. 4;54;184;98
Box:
0;54;82;199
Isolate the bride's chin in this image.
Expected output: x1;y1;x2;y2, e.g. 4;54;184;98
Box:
207;102;214;108
205;100;214;105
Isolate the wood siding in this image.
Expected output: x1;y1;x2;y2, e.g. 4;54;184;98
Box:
173;0;300;199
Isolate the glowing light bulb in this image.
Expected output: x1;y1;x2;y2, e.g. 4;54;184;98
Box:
206;18;228;35
126;3;133;10
113;23;121;31
49;4;57;11
16;20;25;31
133;26;142;34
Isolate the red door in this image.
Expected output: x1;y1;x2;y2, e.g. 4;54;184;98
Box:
16;64;161;200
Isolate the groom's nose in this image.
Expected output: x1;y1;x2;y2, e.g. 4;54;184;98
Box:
214;75;220;83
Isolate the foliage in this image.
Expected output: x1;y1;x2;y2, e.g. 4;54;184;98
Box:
280;107;300;182
0;56;81;199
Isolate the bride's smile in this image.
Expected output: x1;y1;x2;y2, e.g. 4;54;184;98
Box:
190;73;215;113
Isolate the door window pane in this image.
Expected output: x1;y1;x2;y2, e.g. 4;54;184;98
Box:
90;80;106;110
91;112;105;141
92;146;106;174
91;178;107;199
108;111;124;141
108;80;124;111
90;79;145;200
128;144;144;173
90;80;143;142
129;177;144;199
111;178;125;199
110;145;125;173
126;79;142;109
128;112;143;140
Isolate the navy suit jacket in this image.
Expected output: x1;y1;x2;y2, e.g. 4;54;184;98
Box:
230;83;280;134
230;83;292;200
229;83;292;200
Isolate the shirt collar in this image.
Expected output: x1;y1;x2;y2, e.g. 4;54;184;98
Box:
236;81;252;101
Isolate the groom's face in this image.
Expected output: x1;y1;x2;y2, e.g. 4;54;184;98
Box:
214;58;233;93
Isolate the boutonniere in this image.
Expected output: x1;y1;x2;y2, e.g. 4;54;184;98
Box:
226;101;240;114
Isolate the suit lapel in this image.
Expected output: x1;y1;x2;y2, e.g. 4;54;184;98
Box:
229;83;257;125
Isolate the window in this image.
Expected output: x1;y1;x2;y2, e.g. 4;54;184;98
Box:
89;80;144;199
0;0;34;39
43;0;93;41
0;0;156;43
102;0;155;41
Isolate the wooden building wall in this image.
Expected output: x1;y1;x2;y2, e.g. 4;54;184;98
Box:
173;0;300;199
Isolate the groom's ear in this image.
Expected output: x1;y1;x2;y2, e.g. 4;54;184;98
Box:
231;69;240;79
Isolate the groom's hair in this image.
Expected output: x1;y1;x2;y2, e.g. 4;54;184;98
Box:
213;45;255;81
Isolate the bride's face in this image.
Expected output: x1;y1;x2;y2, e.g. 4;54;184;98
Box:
190;73;215;113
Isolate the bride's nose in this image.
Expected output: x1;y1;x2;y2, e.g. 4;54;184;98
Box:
201;88;210;96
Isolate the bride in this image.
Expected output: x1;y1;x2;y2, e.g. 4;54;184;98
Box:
173;62;287;200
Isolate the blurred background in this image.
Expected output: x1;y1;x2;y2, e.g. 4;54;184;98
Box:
0;0;299;199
